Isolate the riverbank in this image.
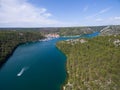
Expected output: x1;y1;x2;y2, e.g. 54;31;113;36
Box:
0;37;68;90
0;44;19;68
0;30;44;68
57;35;120;90
0;42;36;68
56;46;68;90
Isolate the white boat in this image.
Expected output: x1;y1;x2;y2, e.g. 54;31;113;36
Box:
17;67;29;77
17;68;25;76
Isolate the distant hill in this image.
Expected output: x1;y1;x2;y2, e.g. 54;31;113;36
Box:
100;25;120;35
58;26;105;36
0;25;120;36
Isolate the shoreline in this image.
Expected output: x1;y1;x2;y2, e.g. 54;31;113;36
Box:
60;63;69;90
0;41;39;69
0;30;44;69
0;43;21;68
56;46;69;90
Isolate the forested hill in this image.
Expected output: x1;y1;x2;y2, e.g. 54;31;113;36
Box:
1;25;120;36
0;30;44;67
57;35;120;90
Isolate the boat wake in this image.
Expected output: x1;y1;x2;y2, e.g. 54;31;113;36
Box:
17;67;29;77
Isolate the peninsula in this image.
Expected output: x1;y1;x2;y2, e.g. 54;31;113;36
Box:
57;33;120;90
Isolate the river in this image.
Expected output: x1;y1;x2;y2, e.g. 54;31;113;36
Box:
0;37;70;90
0;32;99;90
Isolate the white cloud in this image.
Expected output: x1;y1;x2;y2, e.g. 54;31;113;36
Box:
0;0;59;27
113;16;120;20
86;7;111;19
99;7;111;14
93;16;120;25
108;16;120;24
95;18;103;22
43;13;52;17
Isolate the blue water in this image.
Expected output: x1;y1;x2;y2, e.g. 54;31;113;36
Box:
0;32;100;90
82;32;100;38
0;37;70;90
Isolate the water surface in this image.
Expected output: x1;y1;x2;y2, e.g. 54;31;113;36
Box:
0;32;99;90
0;38;68;90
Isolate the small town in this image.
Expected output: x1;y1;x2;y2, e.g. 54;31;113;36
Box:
45;33;60;38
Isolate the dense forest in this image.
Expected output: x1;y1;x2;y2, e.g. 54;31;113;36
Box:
57;35;120;90
0;30;44;67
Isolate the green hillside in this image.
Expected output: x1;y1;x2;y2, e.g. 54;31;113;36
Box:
0;25;120;36
0;30;44;66
0;25;108;36
57;35;120;90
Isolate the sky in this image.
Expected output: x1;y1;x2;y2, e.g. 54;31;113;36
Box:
0;0;120;27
